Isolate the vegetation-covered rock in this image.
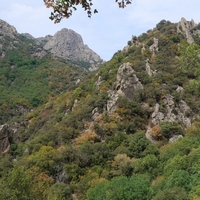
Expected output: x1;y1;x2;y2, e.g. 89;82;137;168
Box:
1;17;200;199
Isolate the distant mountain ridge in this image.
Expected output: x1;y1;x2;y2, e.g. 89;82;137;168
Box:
41;28;103;71
0;19;103;71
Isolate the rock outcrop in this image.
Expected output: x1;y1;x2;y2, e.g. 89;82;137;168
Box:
0;124;19;154
115;62;143;98
41;28;103;71
177;17;197;43
176;86;184;94
96;76;102;90
146;93;194;143
0;19;103;70
149;37;159;55
0;19;17;38
107;62;143;113
146;59;157;77
151;94;192;127
169;135;183;143
123;35;141;51
0;125;10;154
0;122;21;154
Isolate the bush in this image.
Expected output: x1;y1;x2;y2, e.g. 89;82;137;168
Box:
152;187;189;200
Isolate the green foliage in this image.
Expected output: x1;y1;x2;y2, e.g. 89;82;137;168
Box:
163;155;189;176
111;154;134;176
48;182;72;200
160;121;184;139
1;18;200;200
28;146;56;174
128;132;151;158
134;154;160;177
87;174;152;200
179;43;200;77
0;47;86;124
152;187;189;200
0;154;13;177
165;170;191;191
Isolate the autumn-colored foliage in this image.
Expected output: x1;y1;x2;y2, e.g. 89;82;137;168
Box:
44;0;132;23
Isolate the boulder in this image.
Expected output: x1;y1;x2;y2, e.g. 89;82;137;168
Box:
169;135;183;143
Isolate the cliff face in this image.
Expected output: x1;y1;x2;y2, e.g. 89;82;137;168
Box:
177;17;197;43
0;19;17;38
38;28;103;71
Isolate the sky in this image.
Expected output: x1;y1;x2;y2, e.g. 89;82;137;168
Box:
0;0;200;61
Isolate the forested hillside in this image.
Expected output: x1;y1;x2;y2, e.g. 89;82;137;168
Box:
1;18;200;200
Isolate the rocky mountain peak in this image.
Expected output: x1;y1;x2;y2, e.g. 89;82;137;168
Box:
0;19;17;38
0;19;103;71
42;28;103;70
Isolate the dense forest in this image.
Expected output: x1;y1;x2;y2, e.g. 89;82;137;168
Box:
0;18;200;200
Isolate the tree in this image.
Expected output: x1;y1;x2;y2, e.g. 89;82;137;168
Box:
48;182;73;200
2;166;33;200
111;154;135;176
87;174;152;200
152;187;189;200
43;0;132;23
165;170;191;191
179;43;200;77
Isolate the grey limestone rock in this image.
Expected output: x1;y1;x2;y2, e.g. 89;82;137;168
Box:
149;37;159;55
146;59;157;77
96;76;102;89
176;86;184;94
0;124;19;154
0;124;10;154
21;33;35;40
115;62;143;99
107;90;120;114
177;17;197;44
107;62;143;113
169;135;183;143
43;28;103;70
151;94;192;127
147;94;193;143
0;19;17;38
92;107;100;120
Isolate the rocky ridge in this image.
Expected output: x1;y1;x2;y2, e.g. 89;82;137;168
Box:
0;19;17;38
38;28;103;71
177;17;197;44
0;19;103;70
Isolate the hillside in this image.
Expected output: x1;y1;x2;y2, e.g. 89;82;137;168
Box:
0;17;200;200
0;19;103;125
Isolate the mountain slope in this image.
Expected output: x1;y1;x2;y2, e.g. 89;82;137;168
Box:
0;19;89;124
1;18;200;200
